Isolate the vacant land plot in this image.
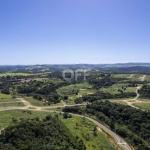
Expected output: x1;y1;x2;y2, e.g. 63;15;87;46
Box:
130;74;143;81
0;73;33;77
23;97;63;107
60;115;117;150
0;102;24;107
57;82;93;104
0;110;117;150
0;93;12;99
0;99;20;103
145;75;150;82
100;83;136;94
132;103;150;111
57;82;92;95
0;110;51;129
110;100;128;105
112;74;130;78
23;97;45;106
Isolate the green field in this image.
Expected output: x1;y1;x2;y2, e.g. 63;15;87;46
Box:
57;82;93;104
0;110;51;129
57;82;92;95
112;74;130;78
23;97;63;106
0;110;118;150
100;83;136;94
60;115;118;150
0;98;20;103
132;103;150;111
110;100;128;105
0;73;33;77
23;97;45;106
0;102;25;107
145;75;150;82
0;93;12;99
130;74;143;81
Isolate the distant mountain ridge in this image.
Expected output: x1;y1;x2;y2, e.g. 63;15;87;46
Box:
1;63;150;73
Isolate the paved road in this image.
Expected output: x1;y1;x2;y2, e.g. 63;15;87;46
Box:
70;114;132;150
0;97;132;150
0;105;132;150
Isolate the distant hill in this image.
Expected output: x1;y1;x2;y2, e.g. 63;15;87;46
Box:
1;63;150;73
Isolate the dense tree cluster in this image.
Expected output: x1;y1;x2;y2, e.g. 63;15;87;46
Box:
88;74;116;89
63;101;150;149
74;91;136;104
17;81;70;104
139;85;150;99
0;115;85;150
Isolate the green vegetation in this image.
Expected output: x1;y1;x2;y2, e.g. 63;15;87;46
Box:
131;74;143;81
0;110;116;150
0;102;24;107
0;115;85;150
100;83;136;94
60;115;117;150
132;103;150;111
57;82;93;104
0;110;51;129
110;100;128;105
63;101;150;149
0;98;19;103
112;74;130;78
145;75;150;82
0;93;12;99
0;73;33;77
23;96;45;106
139;85;150;99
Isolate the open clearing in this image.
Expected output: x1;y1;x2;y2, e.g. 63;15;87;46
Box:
112;74;130;78
130;74;143;81
61;115;118;150
100;83;136;94
0;102;25;107
0;73;33;77
132;103;150;111
145;75;150;82
57;82;92;95
0;93;12;99
0;110;118;150
0;98;20;103
0;110;51;129
23;97;45;106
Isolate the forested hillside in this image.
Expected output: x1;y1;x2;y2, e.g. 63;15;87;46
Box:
63;101;150;150
0;115;85;150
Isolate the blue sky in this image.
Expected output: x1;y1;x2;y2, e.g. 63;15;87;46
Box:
0;0;150;65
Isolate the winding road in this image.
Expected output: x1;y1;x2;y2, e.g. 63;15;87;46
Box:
0;98;132;150
72;114;132;150
1;74;146;150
